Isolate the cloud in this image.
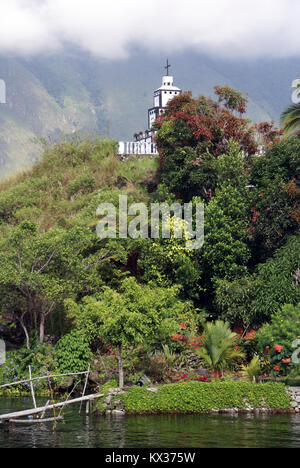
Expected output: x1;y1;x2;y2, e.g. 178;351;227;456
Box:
0;0;299;59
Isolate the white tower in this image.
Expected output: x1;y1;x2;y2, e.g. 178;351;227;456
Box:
148;60;182;129
118;61;183;156
0;79;6;104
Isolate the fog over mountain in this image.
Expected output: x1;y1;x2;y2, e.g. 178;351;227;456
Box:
1;1;300;60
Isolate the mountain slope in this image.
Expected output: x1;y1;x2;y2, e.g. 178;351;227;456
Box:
0;49;299;177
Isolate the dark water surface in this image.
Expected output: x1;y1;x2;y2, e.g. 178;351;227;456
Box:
0;397;299;448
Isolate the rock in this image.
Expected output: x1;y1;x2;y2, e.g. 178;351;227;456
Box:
135;375;152;387
103;396;112;408
58;376;74;390
147;387;158;393
112;410;125;416
197;367;209;377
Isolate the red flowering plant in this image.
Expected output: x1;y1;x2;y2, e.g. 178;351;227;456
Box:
171;321;204;353
270;344;293;376
153;88;260;202
257;304;300;377
171;321;203;352
234;328;258;360
259;343;293;377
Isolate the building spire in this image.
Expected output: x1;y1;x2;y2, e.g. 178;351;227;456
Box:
165;59;171;76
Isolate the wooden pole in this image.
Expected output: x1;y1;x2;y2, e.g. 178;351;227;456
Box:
0;371;89;389
8;416;64;424
40;400;50;419
28;366;37;409
0;393;104;421
79;365;90;415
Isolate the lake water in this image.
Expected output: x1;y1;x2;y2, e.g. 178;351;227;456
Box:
0;397;300;448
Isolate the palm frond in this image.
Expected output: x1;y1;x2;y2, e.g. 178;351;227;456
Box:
280;104;300;138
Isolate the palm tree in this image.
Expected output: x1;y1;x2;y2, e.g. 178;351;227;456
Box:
280;103;300;138
241;355;261;383
195;321;245;379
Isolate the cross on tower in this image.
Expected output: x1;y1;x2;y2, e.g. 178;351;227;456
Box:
165;59;171;76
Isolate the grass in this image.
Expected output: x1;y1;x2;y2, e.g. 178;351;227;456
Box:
0;137;158;232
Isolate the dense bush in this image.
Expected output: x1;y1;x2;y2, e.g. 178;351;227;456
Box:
118;381;291;413
0;343;60;396
216;235;300;327
257;303;300;377
155;90;259;202
56;329;93;374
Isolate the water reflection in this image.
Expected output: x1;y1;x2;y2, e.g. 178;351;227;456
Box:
0;398;299;448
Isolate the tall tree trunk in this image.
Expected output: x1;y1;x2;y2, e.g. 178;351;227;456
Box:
118;346;124;389
39;314;45;344
19;314;30;350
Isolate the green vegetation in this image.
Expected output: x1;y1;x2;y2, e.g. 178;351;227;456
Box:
194;321;245;378
99;381;291;414
257;304;300;377
65;277;196;387
0;84;299;398
242;356;261;383
281;103;300;138
1;52;292;178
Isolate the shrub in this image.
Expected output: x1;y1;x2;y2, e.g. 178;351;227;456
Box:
257;303;300;376
67;173;95;198
120;381;291;413
56;329;93;374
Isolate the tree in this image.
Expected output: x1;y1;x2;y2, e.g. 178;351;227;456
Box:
154;89;258;201
199;143;251;288
0;221;110;345
65;278;197;387
195;320;245;378
280;103;300;138
216;235;300;327
241;356;261;383
249;138;300;259
214;85;248;115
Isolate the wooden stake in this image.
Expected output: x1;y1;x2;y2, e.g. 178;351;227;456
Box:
28;366;37;409
40;400;50;419
79;365;90;415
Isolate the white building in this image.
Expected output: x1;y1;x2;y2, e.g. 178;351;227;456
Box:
118;62;182;156
0;79;6;104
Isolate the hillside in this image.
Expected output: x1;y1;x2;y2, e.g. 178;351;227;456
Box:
0;49;299;178
0;138;157;232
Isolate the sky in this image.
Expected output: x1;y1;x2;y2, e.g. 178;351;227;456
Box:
0;0;299;60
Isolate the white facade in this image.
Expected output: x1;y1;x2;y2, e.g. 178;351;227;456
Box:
0;79;6;104
118;70;182;156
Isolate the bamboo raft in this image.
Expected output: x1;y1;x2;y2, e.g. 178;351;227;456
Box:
0;367;103;426
0;393;104;422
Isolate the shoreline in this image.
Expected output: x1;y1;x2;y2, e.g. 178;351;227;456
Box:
95;381;298;417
